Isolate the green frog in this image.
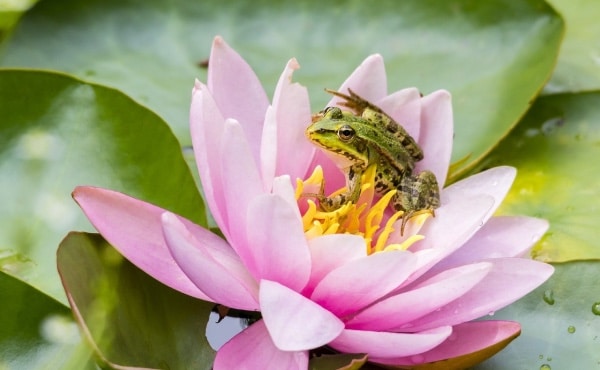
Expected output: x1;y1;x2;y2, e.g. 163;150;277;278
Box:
305;89;440;229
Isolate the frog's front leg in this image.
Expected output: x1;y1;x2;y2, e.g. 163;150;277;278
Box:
317;166;363;212
392;170;441;232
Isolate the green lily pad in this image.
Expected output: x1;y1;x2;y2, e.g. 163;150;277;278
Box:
0;271;95;369
473;92;600;262
0;0;563;174
475;261;600;369
545;0;600;93
0;70;205;303
0;0;37;41
310;353;368;370
57;232;215;369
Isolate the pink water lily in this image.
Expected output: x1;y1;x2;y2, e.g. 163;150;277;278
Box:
71;36;553;369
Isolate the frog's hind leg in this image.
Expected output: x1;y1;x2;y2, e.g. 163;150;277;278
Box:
324;88;383;116
392;170;441;234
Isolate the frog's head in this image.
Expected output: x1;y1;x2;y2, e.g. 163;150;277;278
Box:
305;107;368;169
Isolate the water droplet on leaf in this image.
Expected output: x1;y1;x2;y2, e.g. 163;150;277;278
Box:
592;302;600;315
541;117;564;135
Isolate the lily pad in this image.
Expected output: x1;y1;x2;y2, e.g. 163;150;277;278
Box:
57;232;215;369
0;0;37;41
0;271;95;369
545;0;600;93
0;70;205;303
473;92;600;262
0;0;563;174
310;353;368;370
475;261;600;369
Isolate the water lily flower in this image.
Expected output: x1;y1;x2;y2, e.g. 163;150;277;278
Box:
71;36;553;369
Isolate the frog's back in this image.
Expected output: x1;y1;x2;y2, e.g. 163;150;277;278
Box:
352;119;415;175
362;109;423;162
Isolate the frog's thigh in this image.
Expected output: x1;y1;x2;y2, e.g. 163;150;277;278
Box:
395;171;440;211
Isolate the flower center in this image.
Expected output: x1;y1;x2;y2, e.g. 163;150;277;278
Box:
296;166;431;254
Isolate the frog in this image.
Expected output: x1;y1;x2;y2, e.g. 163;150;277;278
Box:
305;88;440;231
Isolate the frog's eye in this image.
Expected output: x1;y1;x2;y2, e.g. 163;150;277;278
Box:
337;125;355;142
324;107;343;119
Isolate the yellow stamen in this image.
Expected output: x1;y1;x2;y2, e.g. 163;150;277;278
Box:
297;166;429;254
383;235;425;252
364;189;397;246
301;200;318;231
373;209;404;253
295;165;324;200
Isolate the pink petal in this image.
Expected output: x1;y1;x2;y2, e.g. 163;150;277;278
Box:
271;58;315;181
311;250;417;317
306;151;347;195
330;54;387;105
190;82;228;234
376;87;422;141
214;320;308;370
347;262;492;331
372;321;521;366
260;106;278;188
271;175;301;214
444;166;516;215
161;212;259;310
432;216;549;272
244;194;311;292
260;280;344;351
72;186;207;300
219;118;265;251
414;90;453;185
398;258;554;332
207;36;268;160
400;194;494;286
329;326;452;359
409;193;494;255
303;234;367;296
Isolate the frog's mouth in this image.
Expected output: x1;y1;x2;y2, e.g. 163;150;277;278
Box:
305;127;365;169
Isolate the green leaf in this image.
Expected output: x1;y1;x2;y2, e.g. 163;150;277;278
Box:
472;92;600;262
0;271;95;369
0;0;563;173
545;0;600;93
0;70;205;303
57;232;215;369
475;261;600;369
0;0;37;41
310;353;368;370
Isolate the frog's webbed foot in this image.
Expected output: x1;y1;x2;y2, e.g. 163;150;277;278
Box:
399;208;436;236
393;170;441;235
324;88;382;116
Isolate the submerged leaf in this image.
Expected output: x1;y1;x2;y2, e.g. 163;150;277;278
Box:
57;232;215;369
